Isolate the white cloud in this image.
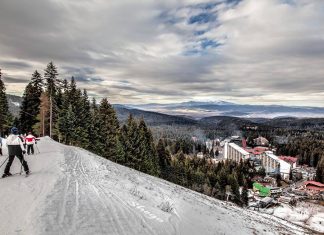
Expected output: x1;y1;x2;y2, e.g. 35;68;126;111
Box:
0;0;324;106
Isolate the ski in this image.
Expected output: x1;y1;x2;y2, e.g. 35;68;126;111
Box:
1;172;30;179
1;173;15;179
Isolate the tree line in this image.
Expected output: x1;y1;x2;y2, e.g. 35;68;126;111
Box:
156;139;256;206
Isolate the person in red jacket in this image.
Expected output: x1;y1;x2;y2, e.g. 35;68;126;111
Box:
25;132;36;155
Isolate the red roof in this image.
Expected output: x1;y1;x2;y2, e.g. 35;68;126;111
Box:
306;186;324;191
279;156;298;163
254;147;269;151
304;181;324;187
244;147;268;155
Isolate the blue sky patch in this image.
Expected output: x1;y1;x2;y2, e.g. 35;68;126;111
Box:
200;39;222;49
193;2;220;10
225;0;242;6
188;13;216;24
194;30;206;36
183;49;203;56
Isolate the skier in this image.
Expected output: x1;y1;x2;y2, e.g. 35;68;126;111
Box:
2;127;30;178
25;132;36;155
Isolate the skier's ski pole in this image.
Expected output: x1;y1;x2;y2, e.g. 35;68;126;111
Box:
0;156;9;169
20;151;26;175
35;144;40;154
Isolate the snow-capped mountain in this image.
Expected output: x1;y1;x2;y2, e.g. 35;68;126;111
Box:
0;138;310;234
126;101;324;118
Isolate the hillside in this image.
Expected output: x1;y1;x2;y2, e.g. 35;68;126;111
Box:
114;105;197;126
0;138;312;235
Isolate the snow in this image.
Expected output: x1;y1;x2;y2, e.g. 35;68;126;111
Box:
0;137;313;234
12;102;20;107
274;202;324;233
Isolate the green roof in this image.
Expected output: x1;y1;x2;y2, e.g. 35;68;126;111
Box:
253;182;270;197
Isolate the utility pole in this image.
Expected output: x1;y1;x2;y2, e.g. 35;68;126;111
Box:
42;109;45;137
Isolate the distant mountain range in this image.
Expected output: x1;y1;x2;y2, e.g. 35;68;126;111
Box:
113;104;197;126
114;105;324;132
7;95;324;129
126;101;324;119
6;95;324;134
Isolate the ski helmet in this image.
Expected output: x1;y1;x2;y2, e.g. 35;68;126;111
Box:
11;127;18;134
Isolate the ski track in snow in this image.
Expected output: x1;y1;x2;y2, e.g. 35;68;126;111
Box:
0;137;317;235
41;147;158;235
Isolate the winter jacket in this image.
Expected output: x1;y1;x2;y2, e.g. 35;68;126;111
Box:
6;134;25;156
25;134;36;145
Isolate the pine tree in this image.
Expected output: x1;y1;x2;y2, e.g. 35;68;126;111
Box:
228;174;240;204
68;77;78;104
19;70;43;133
241;186;249;206
97;98;119;159
157;138;171;176
56;76;91;147
62;79;69;92
57;104;76;144
116;123;131;164
44;62;59;96
0;69;11;135
57;88;72;143
218;168;228;190
276;173;282;187
44;62;60;138
56;86;63;111
89;98;101;153
138;118;160;176
74;90;91;148
213;182;223;199
124;114;141;169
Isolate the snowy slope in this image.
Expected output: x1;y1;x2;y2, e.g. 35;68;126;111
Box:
0;138;313;235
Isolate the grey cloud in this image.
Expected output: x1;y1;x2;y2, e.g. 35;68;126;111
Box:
110;84;187;97
61;66;103;84
1;0;324;106
75;76;104;83
62;67;96;75
0;60;32;69
3;76;28;83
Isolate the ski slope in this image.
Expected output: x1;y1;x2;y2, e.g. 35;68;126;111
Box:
0;137;313;235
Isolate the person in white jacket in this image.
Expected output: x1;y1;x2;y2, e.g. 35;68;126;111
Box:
2;127;30;178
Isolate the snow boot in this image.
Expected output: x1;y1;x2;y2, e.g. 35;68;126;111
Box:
2;172;12;178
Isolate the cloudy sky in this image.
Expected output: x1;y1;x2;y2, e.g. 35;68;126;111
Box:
1;0;324;106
